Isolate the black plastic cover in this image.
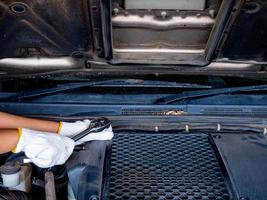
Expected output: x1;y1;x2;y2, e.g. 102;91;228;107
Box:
0;0;92;59
221;0;267;62
213;133;267;200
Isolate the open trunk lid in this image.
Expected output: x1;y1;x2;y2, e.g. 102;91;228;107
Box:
0;0;266;77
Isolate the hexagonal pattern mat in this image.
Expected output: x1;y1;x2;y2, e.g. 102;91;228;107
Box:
108;133;231;200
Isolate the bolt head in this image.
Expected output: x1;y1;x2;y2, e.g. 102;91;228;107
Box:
161;11;167;18
113;8;119;15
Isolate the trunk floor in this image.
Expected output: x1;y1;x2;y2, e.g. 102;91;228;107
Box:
107;133;231;200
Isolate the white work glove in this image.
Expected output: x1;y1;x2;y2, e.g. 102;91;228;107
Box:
59;120;114;145
75;126;113;145
58;120;91;137
13;128;74;168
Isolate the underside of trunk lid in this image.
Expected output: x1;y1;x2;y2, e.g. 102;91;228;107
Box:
0;0;266;77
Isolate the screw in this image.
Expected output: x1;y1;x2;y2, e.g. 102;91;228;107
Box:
113;8;119;15
213;135;221;139
161;11;167;19
209;9;216;18
89;196;98;200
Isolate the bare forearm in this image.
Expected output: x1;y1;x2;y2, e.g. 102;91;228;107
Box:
0;112;59;133
0;129;19;154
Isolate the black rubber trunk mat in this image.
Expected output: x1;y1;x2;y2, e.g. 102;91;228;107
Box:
104;133;232;200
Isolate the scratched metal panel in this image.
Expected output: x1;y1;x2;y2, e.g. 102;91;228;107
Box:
125;0;206;10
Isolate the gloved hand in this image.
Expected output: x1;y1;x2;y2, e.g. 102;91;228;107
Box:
75;126;114;145
59;119;114;145
58;120;91;137
13;128;74;168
